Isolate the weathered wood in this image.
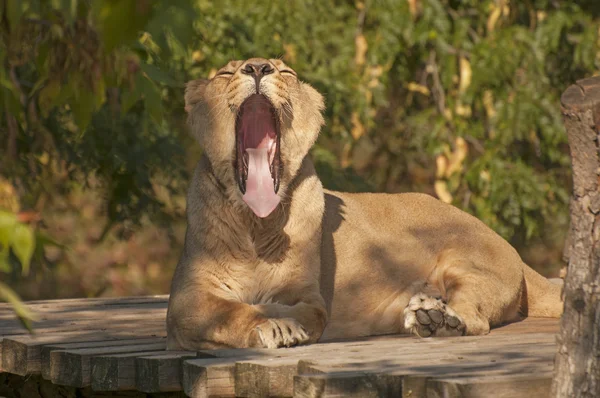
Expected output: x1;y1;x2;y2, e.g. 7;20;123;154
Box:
553;76;600;398
0;295;563;396
235;359;298;397
91;350;193;391
0;295;168;313
50;342;168;387
183;357;242;398
428;373;552;398
294;372;403;398
2;326;166;375
135;352;198;392
41;336;166;380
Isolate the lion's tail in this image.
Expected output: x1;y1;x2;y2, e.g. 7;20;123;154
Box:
522;265;563;318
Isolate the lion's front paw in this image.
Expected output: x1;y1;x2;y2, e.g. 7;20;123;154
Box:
253;318;309;348
403;293;466;337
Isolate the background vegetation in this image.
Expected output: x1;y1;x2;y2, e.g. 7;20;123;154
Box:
1;0;599;310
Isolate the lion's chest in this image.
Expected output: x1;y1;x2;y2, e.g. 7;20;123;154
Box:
226;261;291;305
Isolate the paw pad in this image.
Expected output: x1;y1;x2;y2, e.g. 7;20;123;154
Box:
404;293;466;337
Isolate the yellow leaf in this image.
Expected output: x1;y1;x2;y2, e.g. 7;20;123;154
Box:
0;178;19;213
434;180;453;203
487;5;502;33
283;43;297;65
455;102;472;117
192;50;204;63
458;57;472;94
435;155;448;179
446;137;468;177
354;34;368;66
350;112;365;140
483;90;497;118
407;82;430;96
536;11;547;23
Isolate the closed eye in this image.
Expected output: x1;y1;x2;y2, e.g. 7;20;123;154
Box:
216;71;234;77
280;70;297;77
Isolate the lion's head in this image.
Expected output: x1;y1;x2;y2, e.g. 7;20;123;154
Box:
184;58;325;218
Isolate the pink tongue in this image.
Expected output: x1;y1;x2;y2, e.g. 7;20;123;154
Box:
242;148;280;218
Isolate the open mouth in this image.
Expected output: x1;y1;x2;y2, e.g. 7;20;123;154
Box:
235;94;282;218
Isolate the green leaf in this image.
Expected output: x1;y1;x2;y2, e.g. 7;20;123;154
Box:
137;74;163;123
0;210;17;255
38;80;61;117
36;232;66;250
0;256;10;273
11;223;35;276
0;281;38;332
94;76;107;109
95;0;153;52
69;89;96;132
140;63;178;87
120;86;141;116
5;0;24;32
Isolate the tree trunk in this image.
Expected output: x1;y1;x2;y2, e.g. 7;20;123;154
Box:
552;76;600;397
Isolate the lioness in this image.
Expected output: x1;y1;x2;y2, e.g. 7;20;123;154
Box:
167;58;562;350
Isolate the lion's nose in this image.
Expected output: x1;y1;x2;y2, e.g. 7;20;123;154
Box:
241;63;274;93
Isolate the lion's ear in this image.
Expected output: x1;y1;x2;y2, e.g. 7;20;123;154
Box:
184;79;209;113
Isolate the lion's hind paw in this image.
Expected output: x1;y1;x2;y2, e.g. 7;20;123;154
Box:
403;293;466;337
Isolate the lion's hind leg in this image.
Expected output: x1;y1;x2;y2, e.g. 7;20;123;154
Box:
405;253;523;337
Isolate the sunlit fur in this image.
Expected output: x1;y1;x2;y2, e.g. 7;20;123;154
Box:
167;58;562;350
184;58;324;209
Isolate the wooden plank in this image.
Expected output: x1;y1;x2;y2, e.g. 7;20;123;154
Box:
0;295;168;312
91;350;195;391
297;341;556;377
235;359;299;398
183;357;245;398
490;317;559;335
50;342;168;387
1;327;166;375
0;295;168;374
0;315;166;337
426;373;552;398
298;346;556;398
135;352;199;393
237;334;556;397
40;337;166;380
294;372;403;398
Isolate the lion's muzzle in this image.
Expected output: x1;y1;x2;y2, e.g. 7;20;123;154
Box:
235;94;282;218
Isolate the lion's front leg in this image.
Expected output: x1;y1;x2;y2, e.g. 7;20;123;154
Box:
167;290;264;349
167;289;326;350
254;295;328;347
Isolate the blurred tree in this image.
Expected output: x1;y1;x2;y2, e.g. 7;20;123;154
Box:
0;0;195;308
0;0;598;302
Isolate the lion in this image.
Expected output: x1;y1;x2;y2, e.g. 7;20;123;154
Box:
166;57;563;350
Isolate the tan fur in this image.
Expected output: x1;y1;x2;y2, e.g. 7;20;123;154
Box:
166;58;563;350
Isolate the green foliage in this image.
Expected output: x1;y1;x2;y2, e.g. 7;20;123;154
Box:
0;209;37;330
0;0;599;302
0;0;194;222
181;0;598;243
0;210;34;274
0;0;195;310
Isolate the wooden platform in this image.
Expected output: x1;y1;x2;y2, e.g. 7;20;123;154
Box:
0;296;559;397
